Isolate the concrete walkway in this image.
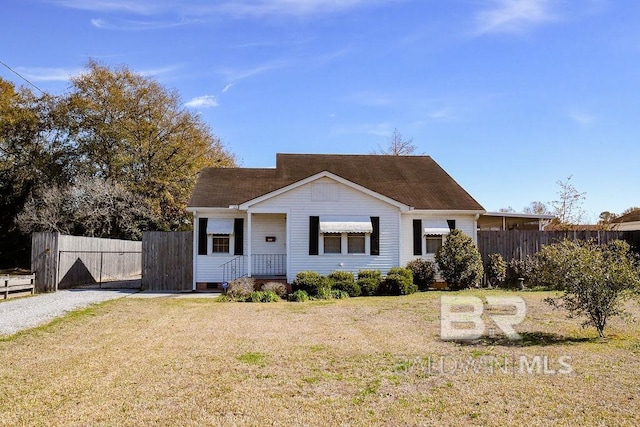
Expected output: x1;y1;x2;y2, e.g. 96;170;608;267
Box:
0;289;220;336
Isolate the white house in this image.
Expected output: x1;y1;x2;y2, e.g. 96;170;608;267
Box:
186;153;485;290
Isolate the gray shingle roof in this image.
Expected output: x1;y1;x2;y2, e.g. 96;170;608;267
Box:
188;153;484;211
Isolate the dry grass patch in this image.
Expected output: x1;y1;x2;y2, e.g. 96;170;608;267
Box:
0;291;639;426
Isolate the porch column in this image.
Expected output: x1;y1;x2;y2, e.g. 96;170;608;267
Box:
247;210;252;277
192;210;197;291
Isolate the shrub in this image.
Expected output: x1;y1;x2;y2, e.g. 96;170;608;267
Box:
435;229;483;290
406;259;436;291
331;289;349;299
357;278;381;296
328;271;361;297
486;253;507;288
357;270;382;296
261;282;287;297
288;289;309;302
249;290;280;302
541;239;640;337
316;286;334;300
507;255;541;288
227;277;255;301
379;267;417;295
250;291;265;302
293;271;331;296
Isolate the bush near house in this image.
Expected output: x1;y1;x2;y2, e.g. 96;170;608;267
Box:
292;271;331;296
288;289;309;302
486;253;507;288
226;277;256;301
379;267;417;295
261;282;287;298
357;270;382;296
435;229;483;291
405;259;436;291
250;290;280;303
327;271;361;297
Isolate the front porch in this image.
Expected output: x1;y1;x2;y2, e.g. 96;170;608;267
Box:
219;254;287;283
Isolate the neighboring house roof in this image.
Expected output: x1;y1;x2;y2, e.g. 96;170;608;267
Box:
612;209;640;223
188;153;485;211
544;224;606;231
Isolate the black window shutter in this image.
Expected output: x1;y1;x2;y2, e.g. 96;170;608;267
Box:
370;216;380;255
413;219;422;256
234;218;244;255
447;219;456;230
309;216;319;255
198;218;208;255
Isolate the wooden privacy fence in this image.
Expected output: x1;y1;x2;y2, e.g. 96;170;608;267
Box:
31;233;142;292
141;231;192;292
477;230;640;267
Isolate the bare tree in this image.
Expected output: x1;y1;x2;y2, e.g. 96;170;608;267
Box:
17;177;156;240
523;201;551;215
498;206;515;213
551;176;586;228
374;128;417;155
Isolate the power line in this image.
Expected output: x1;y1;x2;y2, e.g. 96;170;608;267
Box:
0;60;46;95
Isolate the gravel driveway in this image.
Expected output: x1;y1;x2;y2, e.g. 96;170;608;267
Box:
0;289;137;336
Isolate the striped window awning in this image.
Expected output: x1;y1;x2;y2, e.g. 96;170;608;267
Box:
319;216;373;233
206;218;235;234
423;227;451;236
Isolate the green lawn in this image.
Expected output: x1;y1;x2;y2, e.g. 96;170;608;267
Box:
1;291;639;426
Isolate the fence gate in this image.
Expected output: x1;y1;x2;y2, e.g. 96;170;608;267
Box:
57;250;142;289
31;232;143;292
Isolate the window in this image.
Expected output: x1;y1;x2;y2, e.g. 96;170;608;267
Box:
426;236;442;254
315;216;373;255
212;235;230;253
347;234;365;254
323;234;342;254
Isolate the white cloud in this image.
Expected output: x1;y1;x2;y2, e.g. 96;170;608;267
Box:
17;67;83;81
222;83;234;93
91;17;196;30
50;0;161;15
185;95;219;108
428;107;453;120
331;122;392;137
346;91;394;107
474;0;556;35
569;110;595;126
52;0;398;19
207;0;393;18
138;65;181;77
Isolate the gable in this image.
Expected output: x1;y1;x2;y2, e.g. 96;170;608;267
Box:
239;172;410;211
245;175;409;212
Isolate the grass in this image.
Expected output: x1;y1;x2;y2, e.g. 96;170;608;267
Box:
0;291;639;426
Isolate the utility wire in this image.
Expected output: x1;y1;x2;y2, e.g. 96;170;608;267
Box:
0;60;46;95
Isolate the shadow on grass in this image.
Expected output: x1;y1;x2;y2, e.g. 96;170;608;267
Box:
451;331;600;347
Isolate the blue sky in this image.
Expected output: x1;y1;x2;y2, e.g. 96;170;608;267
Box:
1;0;639;220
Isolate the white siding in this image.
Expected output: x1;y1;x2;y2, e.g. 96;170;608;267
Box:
194;180;481;284
251;214;286;255
251;177;401;281
399;212;477;269
195;211;247;283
